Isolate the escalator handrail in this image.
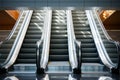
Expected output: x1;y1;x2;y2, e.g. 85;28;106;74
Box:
40;10;52;69
5;10;23;41
110;40;120;69
36;11;45;72
67;10;81;72
93;10;120;70
0;10;33;69
0;11;24;47
92;10;112;40
86;10;116;72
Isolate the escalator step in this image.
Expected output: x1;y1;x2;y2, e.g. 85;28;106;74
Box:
50;39;67;44
16;59;36;63
50;49;68;54
20;48;36;53
49;55;69;61
82;58;99;63
50;44;68;49
82;48;97;53
81;44;95;48
51;35;67;39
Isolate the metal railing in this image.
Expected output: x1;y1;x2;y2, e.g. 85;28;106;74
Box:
0;10;33;70
67;10;81;73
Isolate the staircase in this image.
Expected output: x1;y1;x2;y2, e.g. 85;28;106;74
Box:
46;10;71;73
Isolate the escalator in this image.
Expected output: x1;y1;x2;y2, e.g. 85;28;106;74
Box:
0;12;25;64
72;10;107;73
5;10;46;73
92;11;118;64
46;10;71;73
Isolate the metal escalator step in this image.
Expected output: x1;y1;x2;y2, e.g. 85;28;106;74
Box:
0;54;8;58
81;44;95;48
0;44;13;48
73;24;89;27
74;28;90;31
51;27;67;30
72;15;86;17
25;35;41;39
0;49;10;53
50;44;68;49
20;48;36;53
49;55;69;61
28;27;43;30
16;59;36;63
82;53;98;57
50;49;68;54
22;44;36;48
73;21;87;24
51;35;67;39
51;31;67;34
24;39;39;43
76;35;92;39
75;31;91;35
31;20;44;23
79;39;94;43
72;17;87;20
18;54;36;59
50;39;67;44
104;44;116;48
82;48;97;53
26;31;42;34
0;59;6;63
52;23;66;26
82;58;99;63
106;49;117;53
29;23;43;26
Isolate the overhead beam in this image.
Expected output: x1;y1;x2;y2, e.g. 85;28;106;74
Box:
0;0;120;9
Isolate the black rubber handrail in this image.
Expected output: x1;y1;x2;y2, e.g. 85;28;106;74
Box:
74;40;81;73
36;39;44;73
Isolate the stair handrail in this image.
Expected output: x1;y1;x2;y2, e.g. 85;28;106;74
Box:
67;10;81;73
39;10;52;72
86;10;116;72
0;10;33;71
92;10;120;72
